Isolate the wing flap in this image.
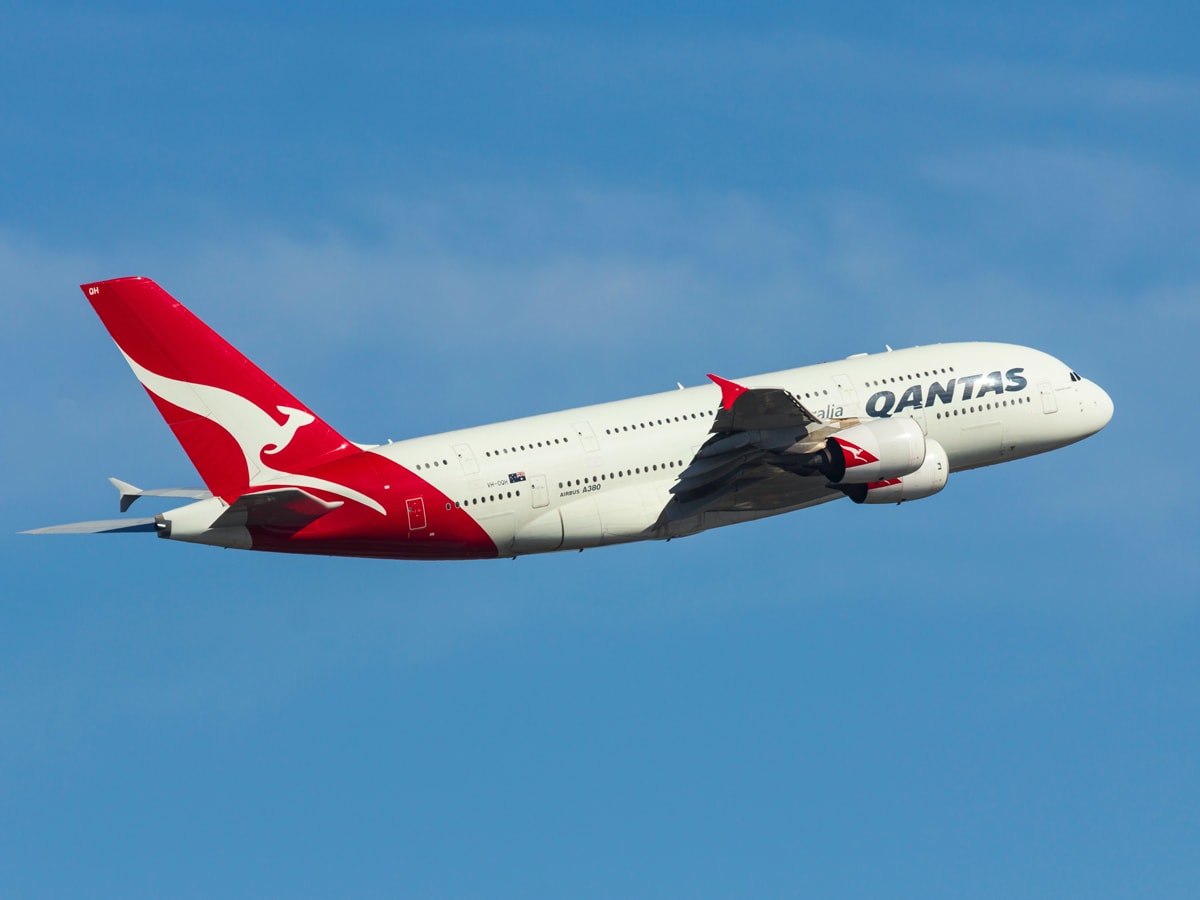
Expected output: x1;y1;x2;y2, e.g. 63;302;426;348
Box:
668;463;842;516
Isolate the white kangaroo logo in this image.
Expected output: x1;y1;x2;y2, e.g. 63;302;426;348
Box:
121;351;386;515
839;441;870;464
262;406;314;454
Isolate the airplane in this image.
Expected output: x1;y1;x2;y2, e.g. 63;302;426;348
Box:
23;277;1113;560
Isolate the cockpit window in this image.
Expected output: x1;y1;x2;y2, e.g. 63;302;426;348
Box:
1069;371;1082;382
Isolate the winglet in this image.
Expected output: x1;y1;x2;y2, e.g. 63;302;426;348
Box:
707;374;749;411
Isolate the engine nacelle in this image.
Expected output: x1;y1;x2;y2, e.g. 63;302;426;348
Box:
844;437;949;504
823;417;926;484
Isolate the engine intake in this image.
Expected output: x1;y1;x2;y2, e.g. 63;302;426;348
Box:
818;417;927;484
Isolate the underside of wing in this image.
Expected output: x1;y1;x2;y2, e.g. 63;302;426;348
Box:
666;375;851;515
212;487;343;531
671;461;842;516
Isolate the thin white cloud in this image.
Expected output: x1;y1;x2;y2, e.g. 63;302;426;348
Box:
921;145;1198;233
445;25;1200;117
6;168;1193;379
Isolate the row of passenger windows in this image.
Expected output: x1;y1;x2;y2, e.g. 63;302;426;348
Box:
417;413;706;474
559;460;687;488
416;436;573;472
420;365;962;473
486;438;571;458
605;412;712;435
933;396;1030;419
865;367;953;389
447;490;523;510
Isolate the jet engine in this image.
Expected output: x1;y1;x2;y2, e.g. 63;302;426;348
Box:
841;437;949;504
812;417;927;484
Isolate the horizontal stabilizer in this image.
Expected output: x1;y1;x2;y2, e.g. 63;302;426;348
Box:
109;477;211;512
21;518;157;535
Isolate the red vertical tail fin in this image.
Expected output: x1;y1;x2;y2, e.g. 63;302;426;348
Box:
82;277;359;499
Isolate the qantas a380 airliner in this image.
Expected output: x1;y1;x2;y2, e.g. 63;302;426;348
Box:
25;277;1113;560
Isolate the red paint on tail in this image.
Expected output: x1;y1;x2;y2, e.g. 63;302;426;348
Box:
82;277;358;498
81;277;500;559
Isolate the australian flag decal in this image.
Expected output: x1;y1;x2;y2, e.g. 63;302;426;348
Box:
508;472;527;484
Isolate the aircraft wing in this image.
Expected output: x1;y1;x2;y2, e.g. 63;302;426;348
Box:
211;487;343;531
668;375;842;514
707;373;821;432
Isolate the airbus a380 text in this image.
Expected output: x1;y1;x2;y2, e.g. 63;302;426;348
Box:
25;277;1113;559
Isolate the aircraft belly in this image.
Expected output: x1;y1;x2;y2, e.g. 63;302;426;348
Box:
956;421;1003;469
596;484;665;546
474;511;516;554
512;509;564;555
560;497;603;550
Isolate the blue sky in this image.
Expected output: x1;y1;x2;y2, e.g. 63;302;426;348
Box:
2;2;1198;896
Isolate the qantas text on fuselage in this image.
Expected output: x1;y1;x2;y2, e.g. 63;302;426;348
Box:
865;368;1028;418
23;278;1113;560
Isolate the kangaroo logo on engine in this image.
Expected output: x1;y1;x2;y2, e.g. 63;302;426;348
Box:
866;368;1028;419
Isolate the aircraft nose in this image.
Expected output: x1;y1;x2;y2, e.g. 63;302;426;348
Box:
1084;381;1114;435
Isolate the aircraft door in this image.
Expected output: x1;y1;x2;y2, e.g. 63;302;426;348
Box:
406;497;427;531
452;443;479;475
910;406;929;435
573;421;599;452
530;474;550;509
833;374;859;415
1039;381;1058;414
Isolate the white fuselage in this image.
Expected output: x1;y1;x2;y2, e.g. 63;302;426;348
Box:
367;342;1113;556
